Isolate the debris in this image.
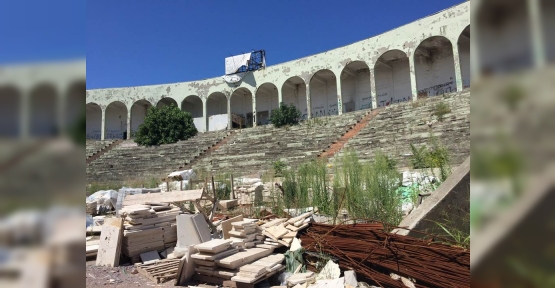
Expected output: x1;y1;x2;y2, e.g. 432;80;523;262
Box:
86;190;118;215
139;250;160;264
300;223;470;287
96;217;123;267
286;272;316;286
221;215;243;240
315;260;340;280
123;189;204;206
176;214;211;249
344;270;358;288
135;258;181;284
231;254;285;283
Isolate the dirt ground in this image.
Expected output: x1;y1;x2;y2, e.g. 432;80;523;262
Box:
86;260;177;288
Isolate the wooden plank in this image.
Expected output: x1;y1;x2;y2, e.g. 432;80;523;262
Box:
194;239;232;254
287;223;309;232
215;248;273;269
221;215;243;240
175;246;198;286
123;189;204;206
265;224;288;239
96;218;123;267
191;247;239;261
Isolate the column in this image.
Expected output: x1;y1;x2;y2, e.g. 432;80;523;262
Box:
369;66;378;109
202;99;208;132
57;93;66;136
227;96;232;130
101;107;106;140
470;26;478;84
452;44;463;92
126;109;131;139
277;87;283;106
305;83;312;119
336;77;343;115
408;54;418;101
20;91;30;138
528;0;546;68
252;95;257;127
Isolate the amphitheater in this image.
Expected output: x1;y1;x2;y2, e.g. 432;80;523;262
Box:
87;2;471;185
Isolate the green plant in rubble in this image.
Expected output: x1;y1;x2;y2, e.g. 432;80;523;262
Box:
272;160;286;177
270;102;302;128
135;104;198;146
433;101;451;122
362;151;403;226
410;135;451;182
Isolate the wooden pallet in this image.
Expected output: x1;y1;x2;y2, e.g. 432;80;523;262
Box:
135;259;181;284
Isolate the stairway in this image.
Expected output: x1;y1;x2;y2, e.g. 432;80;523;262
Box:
319;108;382;159
86;139;123;165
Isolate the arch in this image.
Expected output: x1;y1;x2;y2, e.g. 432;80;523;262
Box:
86;103;102;140
458;25;471;88
309;69;338;117
130;99;153;137
30;84;58;137
0;86;21;137
281;76;307;120
255;83;278;126
230;88;253;128
340;60;371;112
206;92;227;131
374;50;412;107
156;97;178;108
66;81;86;133
414;36;457;97
105;101;128;139
476;0;533;74
181;95;204;132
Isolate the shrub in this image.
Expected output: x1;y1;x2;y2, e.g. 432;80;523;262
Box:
410;135;451;181
135;104;198;146
433;101;451;122
272;160;286;177
270;102;302;128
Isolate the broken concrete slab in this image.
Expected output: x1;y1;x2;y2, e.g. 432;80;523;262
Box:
95;217;123;267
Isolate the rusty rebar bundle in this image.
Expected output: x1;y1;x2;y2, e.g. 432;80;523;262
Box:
299;223;469;288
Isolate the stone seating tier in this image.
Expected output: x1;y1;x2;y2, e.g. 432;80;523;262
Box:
86;140;116;159
333;90;470;169
86;130;230;183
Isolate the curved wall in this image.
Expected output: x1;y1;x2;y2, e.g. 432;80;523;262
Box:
87;2;470;139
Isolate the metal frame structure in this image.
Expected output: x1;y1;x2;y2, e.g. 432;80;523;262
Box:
235;50;266;73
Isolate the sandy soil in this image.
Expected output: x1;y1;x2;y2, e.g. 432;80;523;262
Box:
86;260;177;288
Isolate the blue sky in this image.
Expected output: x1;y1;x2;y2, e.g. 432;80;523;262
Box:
86;0;463;89
0;0;85;64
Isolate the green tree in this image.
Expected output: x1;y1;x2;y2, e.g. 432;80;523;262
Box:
270;102;302;128
135;104;198;146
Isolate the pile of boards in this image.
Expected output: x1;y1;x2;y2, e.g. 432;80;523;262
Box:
228;220;265;249
119;203;180;263
135;258;181;284
261;212;313;248
190;238;281;284
230;254;285;284
191;239;240;281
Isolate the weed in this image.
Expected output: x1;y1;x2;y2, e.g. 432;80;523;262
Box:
433;101;451;122
272;160;287;177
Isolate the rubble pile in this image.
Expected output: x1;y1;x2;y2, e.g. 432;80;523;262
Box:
120;203;179;262
228;220;264;248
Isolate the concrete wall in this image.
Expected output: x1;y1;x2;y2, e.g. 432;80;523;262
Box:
394;157;470;238
282;81;307;120
130;102;150;135
86;104;102;140
340;68;372;112
86;2;472;139
208;114;228;131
